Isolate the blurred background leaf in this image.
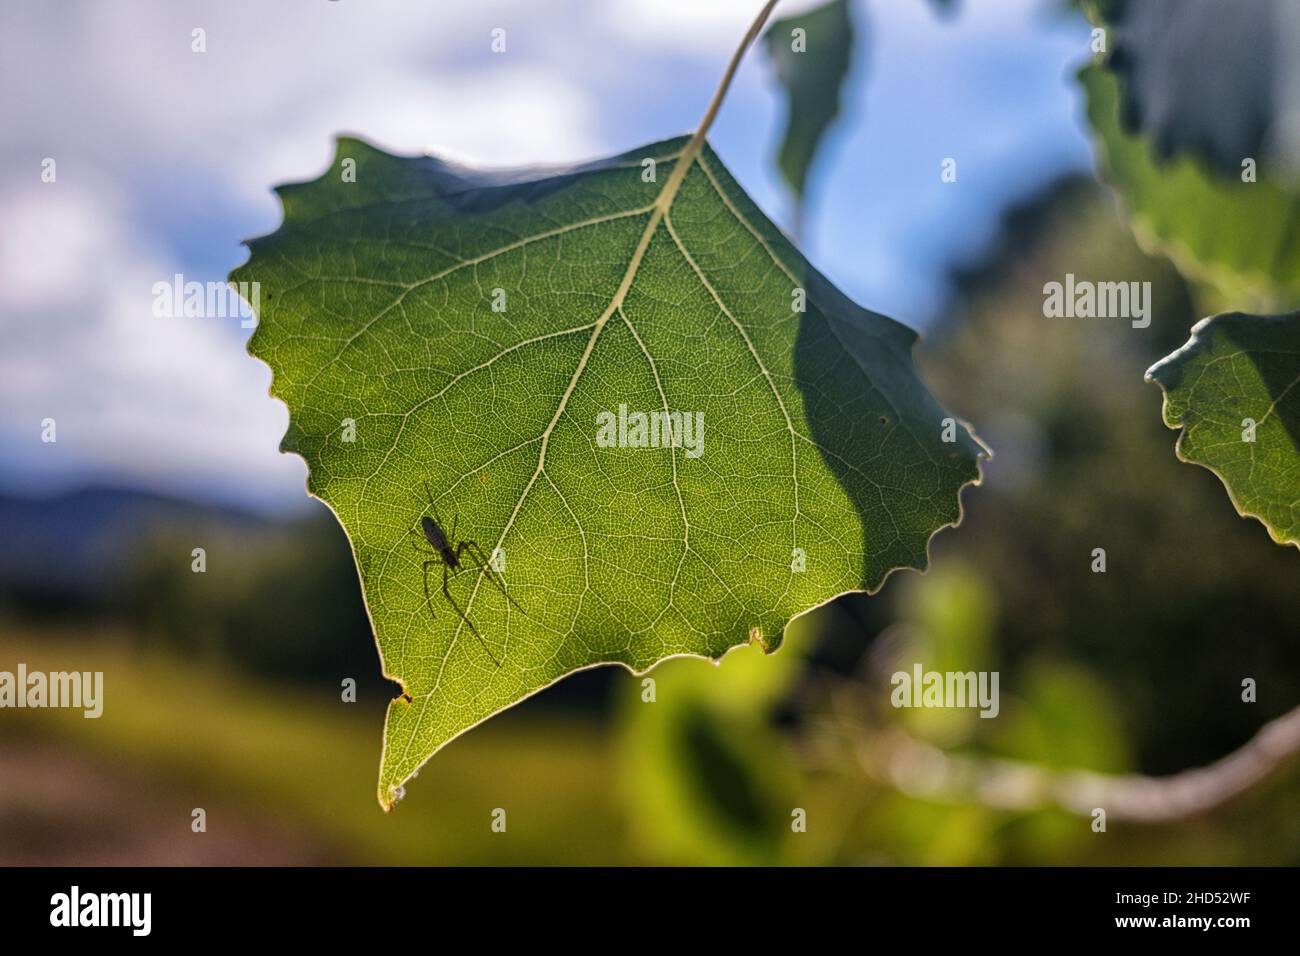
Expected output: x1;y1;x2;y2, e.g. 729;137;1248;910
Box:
617;637;804;865
763;0;856;235
1081;64;1300;313
1092;0;1300;176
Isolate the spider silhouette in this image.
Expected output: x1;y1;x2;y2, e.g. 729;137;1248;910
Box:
407;482;523;668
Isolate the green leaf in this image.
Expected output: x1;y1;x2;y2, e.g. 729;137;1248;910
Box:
1146;310;1300;548
763;0;855;202
1080;63;1300;311
235;126;984;809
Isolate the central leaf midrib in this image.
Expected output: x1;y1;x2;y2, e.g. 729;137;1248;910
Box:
402;0;798;725
411;146;811;712
430;151;697;682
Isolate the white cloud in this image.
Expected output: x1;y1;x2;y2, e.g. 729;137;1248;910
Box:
0;182;118;313
236;66;603;217
0;179;304;506
602;0;831;53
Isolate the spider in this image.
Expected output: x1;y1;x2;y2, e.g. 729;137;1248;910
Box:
407;481;522;668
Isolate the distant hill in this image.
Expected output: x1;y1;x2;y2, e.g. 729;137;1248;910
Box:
0;486;266;599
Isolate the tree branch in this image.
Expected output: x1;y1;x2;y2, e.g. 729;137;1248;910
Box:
815;701;1300;823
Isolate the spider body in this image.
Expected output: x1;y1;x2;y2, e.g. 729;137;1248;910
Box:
420;515;457;566
407;483;525;668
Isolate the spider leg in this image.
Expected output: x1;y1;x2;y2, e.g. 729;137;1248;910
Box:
421;560;439;622
457;540;529;619
408;528;436;554
441;562;502;668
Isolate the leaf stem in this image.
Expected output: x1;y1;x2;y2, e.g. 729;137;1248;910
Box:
657;0;782;214
825;686;1300;823
692;0;783;147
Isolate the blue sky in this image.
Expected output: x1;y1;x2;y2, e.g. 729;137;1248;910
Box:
0;0;1094;512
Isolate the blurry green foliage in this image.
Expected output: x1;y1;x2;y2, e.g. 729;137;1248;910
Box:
1;633;624;865
919;177;1300;776
989;661;1129;773
617;635;804;865
123;513;377;687
896;565;996;736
